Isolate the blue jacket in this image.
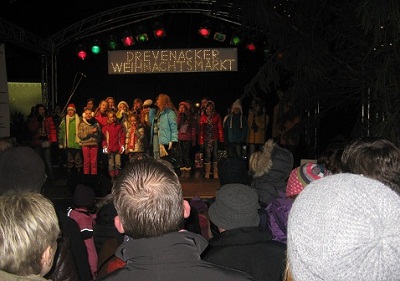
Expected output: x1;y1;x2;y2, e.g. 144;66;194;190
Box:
150;107;178;145
224;113;248;143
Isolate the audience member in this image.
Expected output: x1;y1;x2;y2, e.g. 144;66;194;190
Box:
67;184;98;279
203;183;286;281
287;173;400;280
0;191;60;281
341;137;400;194
0;146;92;281
218;156;250;187
249;139;293;207
58;103;83;174
265;162;327;244
96;158;254;281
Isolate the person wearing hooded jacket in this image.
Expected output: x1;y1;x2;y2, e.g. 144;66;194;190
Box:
224;99;248;159
249;139;294;207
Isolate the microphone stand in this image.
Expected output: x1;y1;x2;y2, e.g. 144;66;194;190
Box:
61;72;85;115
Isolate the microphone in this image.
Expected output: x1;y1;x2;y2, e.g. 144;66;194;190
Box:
80;72;87;77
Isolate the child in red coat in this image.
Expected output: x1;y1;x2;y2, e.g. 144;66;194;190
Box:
102;110;126;181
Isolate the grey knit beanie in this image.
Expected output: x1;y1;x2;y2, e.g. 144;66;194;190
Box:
208;183;260;230
288;173;400;281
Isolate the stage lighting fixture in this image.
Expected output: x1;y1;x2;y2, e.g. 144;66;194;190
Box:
108;35;118;50
213;32;226;42
136;33;149;42
76;44;87;60
121;30;135;47
153;22;166;38
135;25;149;42
91;39;101;54
213;24;228;42
199;27;211;38
246;42;257;52
230;35;242;46
199;18;212;38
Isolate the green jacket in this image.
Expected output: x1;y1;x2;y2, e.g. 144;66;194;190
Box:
58;114;82;149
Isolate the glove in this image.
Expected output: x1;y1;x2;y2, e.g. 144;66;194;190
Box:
58;144;64;149
119;146;125;154
103;147;108;154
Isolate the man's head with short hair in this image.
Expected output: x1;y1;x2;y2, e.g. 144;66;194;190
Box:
0;147;46;194
112;158;190;239
341;137;400;194
0;191;60;276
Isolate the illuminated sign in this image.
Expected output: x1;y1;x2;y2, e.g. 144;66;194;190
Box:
108;48;237;74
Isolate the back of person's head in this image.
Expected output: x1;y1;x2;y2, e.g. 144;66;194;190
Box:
0;191;60;276
286;163;328;199
112;158;184;238
249;139;293;180
208;183;260;231
287;173;400;281
218;157;250;186
341;137;400;194
0;146;46;194
73;184;95;208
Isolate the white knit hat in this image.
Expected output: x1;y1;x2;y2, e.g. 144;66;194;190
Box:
288;173;400;281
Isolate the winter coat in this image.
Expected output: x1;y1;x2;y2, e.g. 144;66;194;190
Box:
224;113;248;143
0;270;49;281
125;124;145;153
96;231;255;281
28;115;57;147
78;119;101;147
247;111;266;145
150;107;178;145
202;227;287;281
177;113;196;143
58;114;81;149
95;111;108;128
102;122;125;153
67;207;98;279
251;140;294;206
198;112;224;145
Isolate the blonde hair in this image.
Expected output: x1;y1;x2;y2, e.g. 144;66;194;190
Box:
156;93;177;112
0;191;60;275
249;139;275;177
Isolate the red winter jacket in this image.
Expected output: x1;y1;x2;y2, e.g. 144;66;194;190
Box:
28;115;57;147
199;112;224;145
102;122;125;153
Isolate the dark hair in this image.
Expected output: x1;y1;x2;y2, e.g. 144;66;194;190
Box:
341;137;400;194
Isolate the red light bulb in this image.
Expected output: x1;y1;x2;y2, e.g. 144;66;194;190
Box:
77;50;87;60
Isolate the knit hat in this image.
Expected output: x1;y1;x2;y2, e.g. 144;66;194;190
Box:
208;183;260;230
288;173;400;281
286;163;326;198
67;103;76;111
231;99;242;113
117;101;129;111
0;146;46;194
73;184;95;207
143;99;153;108
218;157;250;186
